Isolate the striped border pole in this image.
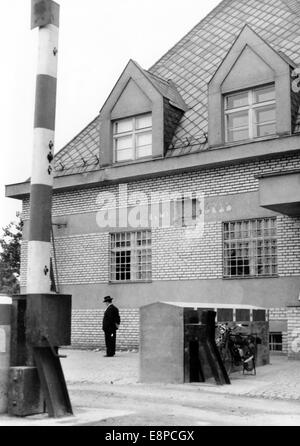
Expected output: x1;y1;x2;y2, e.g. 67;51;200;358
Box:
27;1;60;294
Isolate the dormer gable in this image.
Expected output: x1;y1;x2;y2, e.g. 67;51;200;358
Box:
221;45;275;93
99;59;187;166
208;25;293;147
111;79;152;120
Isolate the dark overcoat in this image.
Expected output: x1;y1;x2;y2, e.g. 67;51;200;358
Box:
102;304;121;332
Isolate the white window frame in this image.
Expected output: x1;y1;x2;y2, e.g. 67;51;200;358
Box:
110;231;152;283
113;114;152;163
223;217;277;279
224;85;276;143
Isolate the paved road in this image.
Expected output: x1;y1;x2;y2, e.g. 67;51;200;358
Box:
1;350;300;426
68;383;300;426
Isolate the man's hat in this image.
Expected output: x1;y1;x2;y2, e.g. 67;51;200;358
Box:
103;295;113;303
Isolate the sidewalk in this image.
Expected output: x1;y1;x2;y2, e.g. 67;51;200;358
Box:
0;350;300;426
60;349;300;401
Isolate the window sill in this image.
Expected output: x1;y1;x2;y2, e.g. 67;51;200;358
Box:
109;280;152;285
210;133;281;150
222;275;279;280
113;157;154;167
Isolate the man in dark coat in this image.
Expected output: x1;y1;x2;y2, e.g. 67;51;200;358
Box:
102;296;120;357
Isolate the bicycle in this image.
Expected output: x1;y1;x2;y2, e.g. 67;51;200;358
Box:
215;323;256;376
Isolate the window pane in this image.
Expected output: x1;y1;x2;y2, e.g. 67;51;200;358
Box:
255;106;276;124
116;148;133;162
228;111;249;130
136;132;152;158
254;86;275;103
227;128;249;142
226;92;248;109
136;132;152;147
115;135;133;150
110;231;152;282
114;118;133;134
223;218;277;278
256;123;276;137
137;146;152;158
136;114;152;130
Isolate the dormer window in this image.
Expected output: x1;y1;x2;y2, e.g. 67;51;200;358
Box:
113;113;152;162
225;85;276;143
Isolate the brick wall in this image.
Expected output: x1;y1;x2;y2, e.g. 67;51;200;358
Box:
152;223;222;280
54;233;110;285
21;153;300;220
20;214;299;286
277;216;300;276
269;308;287;319
20;154;300;350
71;307;294;353
71;307;292;353
71;308;139;350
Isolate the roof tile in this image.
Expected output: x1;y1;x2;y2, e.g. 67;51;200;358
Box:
54;0;300;175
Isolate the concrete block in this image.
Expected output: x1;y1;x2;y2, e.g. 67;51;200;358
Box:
8;367;44;417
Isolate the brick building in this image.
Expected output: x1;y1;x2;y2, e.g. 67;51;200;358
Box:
6;0;300;357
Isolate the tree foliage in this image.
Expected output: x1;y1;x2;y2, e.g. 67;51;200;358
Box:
0;212;23;295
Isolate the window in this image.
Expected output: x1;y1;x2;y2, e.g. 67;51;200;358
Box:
225;85;276;143
113;114;152;162
110;231;152;282
269;332;282;352
223;218;277;278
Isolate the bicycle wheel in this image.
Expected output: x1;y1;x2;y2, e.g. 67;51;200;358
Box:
243;354;255;372
219;347;232;375
243;360;254;372
243;345;255;372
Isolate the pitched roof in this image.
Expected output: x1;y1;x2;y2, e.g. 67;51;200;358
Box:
54;116;100;176
54;0;300;175
150;0;300;156
282;0;300;15
143;70;188;111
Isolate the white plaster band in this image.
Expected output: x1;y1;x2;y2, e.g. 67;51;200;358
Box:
27;241;52;294
37;24;59;78
31;128;55;186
